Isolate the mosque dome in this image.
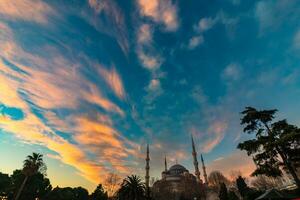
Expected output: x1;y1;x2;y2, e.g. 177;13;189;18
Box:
169;164;189;175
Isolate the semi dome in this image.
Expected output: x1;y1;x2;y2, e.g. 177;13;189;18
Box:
169;164;188;175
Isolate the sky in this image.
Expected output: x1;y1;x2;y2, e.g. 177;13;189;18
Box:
1;0;300;192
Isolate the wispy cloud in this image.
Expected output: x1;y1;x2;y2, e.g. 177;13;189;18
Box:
192;121;228;153
293;29;300;49
221;63;242;82
187;35;204;50
0;0;54;24
86;0;129;54
137;0;179;31
194;17;217;33
255;0;300;34
207;151;256;178
99;67;126;100
0;22;136;186
188;10;239;47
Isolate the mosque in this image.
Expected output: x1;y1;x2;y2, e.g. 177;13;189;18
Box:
145;136;209;200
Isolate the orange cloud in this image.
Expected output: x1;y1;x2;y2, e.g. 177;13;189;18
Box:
192;121;228;153
207;151;256;179
0;0;54;24
99;67;126;100
0;22;136;187
137;0;178;31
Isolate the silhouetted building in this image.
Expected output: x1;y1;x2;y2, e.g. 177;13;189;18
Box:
146;136;208;200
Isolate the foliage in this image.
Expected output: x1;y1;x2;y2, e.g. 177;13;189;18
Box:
238;107;300;189
14;153;49;200
251;175;286;191
90;184;108;200
228;190;239;200
208;171;230;190
218;183;228;200
236;176;249;198
0;172;11;197
44;187;88;200
9;170;52;200
23;153;47;176
116;175;146;200
103;173;121;197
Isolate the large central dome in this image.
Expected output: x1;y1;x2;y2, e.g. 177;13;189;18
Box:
169;164;189;175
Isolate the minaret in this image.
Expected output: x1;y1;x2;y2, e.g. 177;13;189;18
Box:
201;154;208;184
145;144;150;193
191;135;201;183
164;155;168;172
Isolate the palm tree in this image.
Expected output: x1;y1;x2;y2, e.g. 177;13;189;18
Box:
14;153;46;200
116;175;146;200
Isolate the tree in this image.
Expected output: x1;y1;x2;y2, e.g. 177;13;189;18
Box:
90;184;108;200
238;107;300;189
14;153;47;200
44;186;88;200
103;173;121;197
236;176;249;198
0;172;11;198
208;171;230;189
251;175;286;191
228;190;239;200
229;170;242;182
116;175;145;200
73;187;89;200
219;183;228;200
10;170;51;200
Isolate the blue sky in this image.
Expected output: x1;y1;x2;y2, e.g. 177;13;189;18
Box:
1;0;300;192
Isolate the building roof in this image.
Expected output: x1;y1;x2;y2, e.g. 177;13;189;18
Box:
255;189;284;200
168;164;189;175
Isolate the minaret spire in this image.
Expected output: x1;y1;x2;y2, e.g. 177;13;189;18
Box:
145;143;150;194
164;155;168;172
201;154;208;184
191;135;202;183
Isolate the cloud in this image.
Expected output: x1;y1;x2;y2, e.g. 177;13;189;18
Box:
194;17;216;33
293;29;300;49
202;121;228;153
255;1;300;34
137;24;153;44
144;79;164;104
99;67;126;100
137;0;179;31
148;79;161;92
191;121;227;153
207;151;256;178
188;35;204;49
86;0;129;54
0;0;54;24
137;50;162;71
135;23;165;103
222;63;242;81
0;22;136;186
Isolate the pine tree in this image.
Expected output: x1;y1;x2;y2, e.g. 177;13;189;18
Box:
238;107;300;190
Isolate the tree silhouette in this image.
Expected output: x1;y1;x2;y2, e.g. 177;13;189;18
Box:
228;190;239;200
218;183;228;200
116;175;146;200
0;172;11;198
238;107;300;189
236;176;249;198
14;153;46;200
90;184;108;200
44;187;88;200
10;170;51;200
208;171;229;190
